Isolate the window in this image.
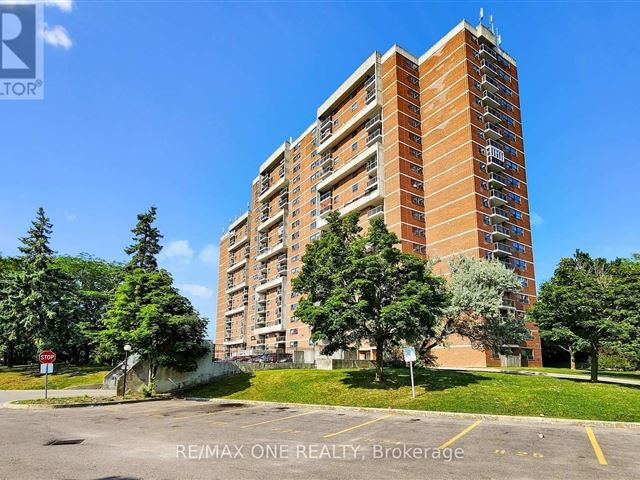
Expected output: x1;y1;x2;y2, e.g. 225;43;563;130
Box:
512;241;526;253
311;185;317;193
290;328;298;335
407;87;419;100
480;180;488;190
291;220;300;228
409;132;421;144
517;275;529;288
292;208;300;217
351;101;358;111
404;58;418;71
514;259;527;270
411;195;424;206
310;221;317;229
410;163;423;174
521;348;534;360
352;184;359;192
292;197;300;206
407;103;419;114
408;118;421;129
412;211;425;221
484;233;492;243
519;294;530;305
290;303;298;311
292;186;300;194
510;208;523;220
483;215;490;225
293;175;300;183
310;232;320;241
310;197;316;205
412;243;426;254
291;255;299;262
409;148;422;159
351;141;358;151
411;179;424;190
412;227;425;237
506;175;520;188
511;225;524;236
291;231;300;240
407;73;419;85
310;209;317;217
482;198;489;208
508;191;522;204
292;267;299;274
290;341;299;348
292;243;300;251
292;164;300;173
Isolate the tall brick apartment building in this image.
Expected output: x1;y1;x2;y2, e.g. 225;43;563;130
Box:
215;19;542;368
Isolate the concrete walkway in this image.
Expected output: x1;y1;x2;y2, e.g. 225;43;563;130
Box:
0;389;113;405
433;367;640;386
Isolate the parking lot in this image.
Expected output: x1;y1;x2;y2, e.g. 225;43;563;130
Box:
1;399;639;479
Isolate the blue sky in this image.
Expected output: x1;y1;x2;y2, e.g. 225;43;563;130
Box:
2;1;639;337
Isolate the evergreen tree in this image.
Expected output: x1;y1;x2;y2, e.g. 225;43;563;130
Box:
0;208;76;364
100;207;208;387
124;206;163;272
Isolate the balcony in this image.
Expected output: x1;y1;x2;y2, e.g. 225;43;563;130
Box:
489;189;508;206
319;196;333;217
258;175;288;204
480;59;497;75
493;242;513;257
317;143;380;192
488;172;507;189
479;44;496;61
223;337;245;346
483;106;501;124
366;176;378;192
364;113;381;131
365;89;376;104
484;123;502;141
226;258;247;273
492;224;511;241
317;183;384;230
225;305;246;317
256;275;284;294
228;234;248;252
275;336;287;343
481;74;499;93
317;91;381;155
490;206;509;224
367;204;384;220
225;281;247;295
256;241;287;263
366;128;382;146
482;91;501;109
255;321;286;336
364;74;376;90
486;146;505;172
257;209;285;233
501;298;516;310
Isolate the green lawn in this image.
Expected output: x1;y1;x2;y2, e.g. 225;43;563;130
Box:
502;366;640;381
0;365;110;390
186;368;640;422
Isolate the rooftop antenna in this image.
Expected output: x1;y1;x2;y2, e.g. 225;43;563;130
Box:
479;7;484;24
497;31;502;47
490;14;495;33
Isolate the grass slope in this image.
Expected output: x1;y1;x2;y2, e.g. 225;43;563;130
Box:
187;368;640;422
0;365;109;390
503;367;640;381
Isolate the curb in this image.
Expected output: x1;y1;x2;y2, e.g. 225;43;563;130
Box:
182;397;640;430
3;396;172;410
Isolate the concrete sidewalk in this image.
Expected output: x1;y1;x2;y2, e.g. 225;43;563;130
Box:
433;367;640;386
0;389;113;405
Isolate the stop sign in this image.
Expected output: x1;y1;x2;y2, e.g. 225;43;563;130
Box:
39;351;56;364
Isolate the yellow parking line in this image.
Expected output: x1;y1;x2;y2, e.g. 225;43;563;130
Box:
585;427;608;466
170;405;263;420
438;420;482;449
323;414;394;439
240;411;317;429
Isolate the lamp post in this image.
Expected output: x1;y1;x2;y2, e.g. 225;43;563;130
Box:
122;344;132;399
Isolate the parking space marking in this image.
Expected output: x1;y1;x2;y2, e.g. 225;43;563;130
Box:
437;420;482;449
240;411;317;429
585;427;608;466
323;414;394;439
168;405;264;420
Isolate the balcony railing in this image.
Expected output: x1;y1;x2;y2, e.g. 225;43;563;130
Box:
483;106;501;124
367;204;384;218
489;189;508;206
366;129;382;145
493;242;513;256
479;44;496;60
492;224;511;240
480;59;497;75
364;75;376;89
365;90;376;104
481;74;499;93
490;206;509;223
484;123;502;140
489;172;507;188
365;114;382;131
482;90;501;108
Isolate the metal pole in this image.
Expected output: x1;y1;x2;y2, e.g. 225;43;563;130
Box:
409;361;416;398
122;350;129;399
44;368;48;399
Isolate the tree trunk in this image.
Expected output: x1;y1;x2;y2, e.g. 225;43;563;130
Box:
590;345;598;382
374;340;384;383
569;346;576;370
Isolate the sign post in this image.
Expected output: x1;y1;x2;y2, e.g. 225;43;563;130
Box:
403;346;417;398
38;350;56;399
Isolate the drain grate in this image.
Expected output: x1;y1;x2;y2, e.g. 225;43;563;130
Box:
45;439;85;446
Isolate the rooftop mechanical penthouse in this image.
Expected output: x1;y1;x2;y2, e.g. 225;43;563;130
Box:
215;18;542;368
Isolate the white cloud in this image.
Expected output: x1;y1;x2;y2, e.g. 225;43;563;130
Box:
42;23;72;49
45;0;73;12
161;240;194;260
179;283;214;299
530;212;544;226
64;212;77;222
198;243;219;265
